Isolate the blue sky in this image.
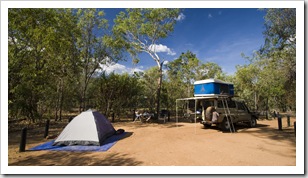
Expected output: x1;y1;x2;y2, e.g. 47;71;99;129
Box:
101;8;267;75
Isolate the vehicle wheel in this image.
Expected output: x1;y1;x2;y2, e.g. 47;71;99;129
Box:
203;123;211;128
249;117;257;128
220;118;231;131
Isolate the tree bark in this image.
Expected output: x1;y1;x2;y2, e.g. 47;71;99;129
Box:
55;81;60;121
59;78;64;121
155;65;163;120
266;97;269;120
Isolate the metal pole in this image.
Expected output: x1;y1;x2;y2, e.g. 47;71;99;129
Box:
44;120;50;138
277;113;282;131
132;109;135;121
194;99;197;134
176;100;178;127
19;127;27;152
294;121;296;136
168;111;170;122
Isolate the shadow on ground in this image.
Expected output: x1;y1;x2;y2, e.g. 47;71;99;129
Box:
10;151;143;166
198;120;296;146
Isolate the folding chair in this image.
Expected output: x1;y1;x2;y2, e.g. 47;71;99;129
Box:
134;111;142;122
144;113;153;122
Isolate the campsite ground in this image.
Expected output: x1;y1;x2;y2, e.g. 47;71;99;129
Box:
8;117;296;166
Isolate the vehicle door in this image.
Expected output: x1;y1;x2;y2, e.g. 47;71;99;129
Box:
226;99;238;121
216;99;238;121
236;101;250;122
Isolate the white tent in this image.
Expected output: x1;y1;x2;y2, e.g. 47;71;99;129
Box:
53;109;116;146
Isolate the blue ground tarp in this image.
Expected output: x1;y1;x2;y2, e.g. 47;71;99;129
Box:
29;132;127;152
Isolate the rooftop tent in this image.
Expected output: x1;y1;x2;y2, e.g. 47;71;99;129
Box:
194;78;234;97
53;109;116;146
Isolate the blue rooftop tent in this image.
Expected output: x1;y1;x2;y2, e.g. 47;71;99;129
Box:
175;78;234;125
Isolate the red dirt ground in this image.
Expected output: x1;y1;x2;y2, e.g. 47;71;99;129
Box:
8;117;296;167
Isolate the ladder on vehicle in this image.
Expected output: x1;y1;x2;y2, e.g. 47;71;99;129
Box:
221;96;236;133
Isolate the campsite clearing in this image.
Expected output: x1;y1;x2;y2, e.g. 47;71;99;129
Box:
8;117;296;166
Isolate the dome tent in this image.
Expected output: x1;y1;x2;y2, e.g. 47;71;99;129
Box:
53;109;116;146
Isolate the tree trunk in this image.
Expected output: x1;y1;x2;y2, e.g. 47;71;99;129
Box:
59;78;64;121
266;97;269;120
254;91;257;111
187;84;190;97
55;82;60;121
79;86;87;112
155;66;163;120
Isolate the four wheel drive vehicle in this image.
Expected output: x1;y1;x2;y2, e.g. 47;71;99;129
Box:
198;98;259;131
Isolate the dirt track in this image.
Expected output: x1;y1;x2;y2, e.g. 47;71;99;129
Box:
8;117;296;166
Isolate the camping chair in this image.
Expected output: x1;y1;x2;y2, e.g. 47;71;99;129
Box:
159;110;169;123
134;111;142;122
143;112;153;123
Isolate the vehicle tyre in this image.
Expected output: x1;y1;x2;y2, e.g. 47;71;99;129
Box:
249;117;257;128
203;123;211;128
220;117;231;131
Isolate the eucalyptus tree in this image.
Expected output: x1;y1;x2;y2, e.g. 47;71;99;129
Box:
235;62;260;110
167;51;226;99
140;67;161;112
111;8;180;118
196;62;225;81
76;9;120;112
91;72;141;117
8;9;79;122
260;8;296;110
236;52;288;118
167;51;199;98
234;9;296;114
49;9;81;121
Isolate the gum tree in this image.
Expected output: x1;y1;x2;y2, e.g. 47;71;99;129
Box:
111;8;180;118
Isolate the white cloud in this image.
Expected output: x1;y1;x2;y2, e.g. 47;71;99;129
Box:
208;13;213;18
148;44;176;56
175;13;185;21
99;63;144;75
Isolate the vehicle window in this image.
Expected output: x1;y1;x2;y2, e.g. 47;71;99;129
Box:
217;99;236;108
217;100;224;108
204;100;214;108
243;103;250;112
237;102;247;111
227;100;236;108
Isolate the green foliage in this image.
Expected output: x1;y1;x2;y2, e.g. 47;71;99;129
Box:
166;51;227;109
87;72;141;117
196;62;226;80
9;9;80;121
75;9;124;112
112;8;180;117
9;7;296;123
262;8;296;51
8;8;123;121
234;9;296;112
